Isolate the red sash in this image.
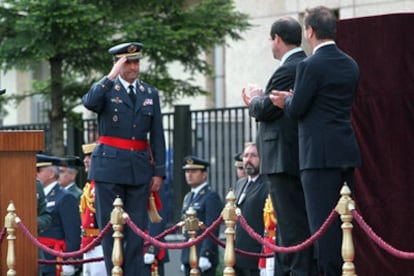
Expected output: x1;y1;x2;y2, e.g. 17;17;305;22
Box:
99;136;148;151
39;237;66;276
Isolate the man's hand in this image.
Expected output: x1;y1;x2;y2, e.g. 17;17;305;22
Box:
143;253;156;264
150;176;163;192
248;83;264;99
198;256;212;272
241;87;251;106
269;90;293;109
107;56;127;80
242;84;264;106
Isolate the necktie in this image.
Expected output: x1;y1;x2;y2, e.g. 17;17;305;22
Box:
128;85;136;106
188;192;195;206
238;180;252;205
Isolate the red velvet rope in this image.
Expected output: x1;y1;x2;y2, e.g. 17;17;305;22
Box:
351;209;414;259
8;203;414;269
238;209;339;253
17;220;112;259
143;223;181;247
39;257;104;265
0;227;6;243
207;232;273;258
125;214;223;249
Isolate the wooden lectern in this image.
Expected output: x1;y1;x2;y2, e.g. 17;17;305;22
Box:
0;130;44;275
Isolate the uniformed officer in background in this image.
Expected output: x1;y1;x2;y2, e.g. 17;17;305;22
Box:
233;151;247;179
82;41;166;275
79;143;107;276
36;154;81;276
180;156;222;276
59;156;83;202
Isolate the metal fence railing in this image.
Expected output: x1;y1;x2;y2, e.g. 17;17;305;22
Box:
0;105;257;222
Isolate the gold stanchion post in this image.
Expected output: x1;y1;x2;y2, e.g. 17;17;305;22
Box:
111;197;125;276
5;202;17;276
335;182;356;276
184;206;200;276
221;190;237;276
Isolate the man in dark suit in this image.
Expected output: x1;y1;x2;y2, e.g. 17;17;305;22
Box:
233;142;269;276
82;42;166;275
180;156;223;276
36;154;81;276
242;17;314;275
270;6;361;275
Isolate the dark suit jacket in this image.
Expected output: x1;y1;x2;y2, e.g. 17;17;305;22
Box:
234;175;269;269
181;185;223;267
284;44;361;170
82;77;166;185
249;50;306;176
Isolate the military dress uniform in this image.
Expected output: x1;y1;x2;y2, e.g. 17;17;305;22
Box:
79;143;107;276
82;42;166;275
37;155;81;276
180;157;223;276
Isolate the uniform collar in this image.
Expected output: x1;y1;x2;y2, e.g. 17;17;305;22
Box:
44;181;58;196
119;76;136;91
191;182;208;197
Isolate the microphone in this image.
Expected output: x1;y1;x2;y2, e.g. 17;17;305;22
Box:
0;89;6;95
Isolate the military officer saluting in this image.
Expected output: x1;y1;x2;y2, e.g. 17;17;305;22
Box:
82;42;166;275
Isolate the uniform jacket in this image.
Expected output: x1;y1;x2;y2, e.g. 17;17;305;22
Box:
80;181;99;249
249;51;306;176
36;179;51;233
284;44;361;170
39;182;81;273
82;77;166;185
180;185;223;267
67;183;82;202
234;175;269;269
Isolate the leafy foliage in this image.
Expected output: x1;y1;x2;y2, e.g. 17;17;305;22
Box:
0;0;251;153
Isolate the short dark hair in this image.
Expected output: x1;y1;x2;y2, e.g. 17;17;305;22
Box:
304;6;336;40
270;17;302;46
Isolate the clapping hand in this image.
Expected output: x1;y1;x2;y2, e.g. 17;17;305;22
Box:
242;83;264;106
269;89;293;109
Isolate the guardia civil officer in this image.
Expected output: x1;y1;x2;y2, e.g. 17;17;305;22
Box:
82;42;166;275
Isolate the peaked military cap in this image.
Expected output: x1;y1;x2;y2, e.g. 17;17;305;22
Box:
108;42;143;61
36;154;61;168
182;156;210;170
233;152;243;168
59;156;83;168
82;142;96;155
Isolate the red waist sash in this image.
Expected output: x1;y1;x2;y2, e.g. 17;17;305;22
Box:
39;237;66;276
99;136;148;151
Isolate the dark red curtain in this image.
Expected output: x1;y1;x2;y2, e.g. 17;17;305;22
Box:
337;13;414;275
